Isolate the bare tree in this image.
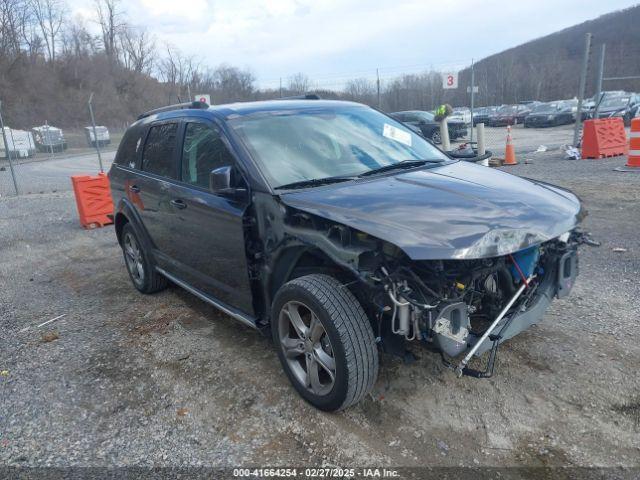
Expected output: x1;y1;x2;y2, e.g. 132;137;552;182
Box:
61;17;97;58
94;0;123;59
344;77;375;103
30;0;65;62
157;44;199;100
212;64;255;102
119;25;155;74
288;72;310;93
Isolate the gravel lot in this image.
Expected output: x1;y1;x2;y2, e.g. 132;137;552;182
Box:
1;151;639;474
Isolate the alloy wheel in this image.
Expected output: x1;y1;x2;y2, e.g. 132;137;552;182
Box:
123;232;145;285
278;300;336;396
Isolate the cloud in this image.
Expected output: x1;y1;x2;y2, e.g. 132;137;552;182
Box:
67;0;639;87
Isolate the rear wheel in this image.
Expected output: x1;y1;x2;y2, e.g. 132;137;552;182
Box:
121;223;167;294
272;274;378;411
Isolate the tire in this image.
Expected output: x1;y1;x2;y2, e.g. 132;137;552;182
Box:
430;129;441;144
272;274;378;411
121;223;167;294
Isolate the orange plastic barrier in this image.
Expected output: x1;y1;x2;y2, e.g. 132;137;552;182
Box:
626;118;640;168
581;118;628;159
70;172;114;229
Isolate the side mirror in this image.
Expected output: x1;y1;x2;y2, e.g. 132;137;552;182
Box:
209;166;246;197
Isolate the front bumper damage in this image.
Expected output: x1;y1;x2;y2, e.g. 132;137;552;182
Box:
440;244;581;378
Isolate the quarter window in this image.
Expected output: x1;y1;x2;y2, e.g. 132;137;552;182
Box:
115;127;141;168
141;123;178;178
181;123;234;188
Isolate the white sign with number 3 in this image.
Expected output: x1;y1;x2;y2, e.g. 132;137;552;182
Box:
442;72;458;89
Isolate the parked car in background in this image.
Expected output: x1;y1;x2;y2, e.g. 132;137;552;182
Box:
488;104;532;126
472;106;497;126
390;110;467;144
449;107;472;125
593;93;640;126
31;125;67;152
582;91;628;120
524;100;577;128
1;127;36;158
84;126;111;147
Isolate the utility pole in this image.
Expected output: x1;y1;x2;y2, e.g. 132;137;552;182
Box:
0;101;19;195
573;32;592;147
88;93;104;173
279;78;282;98
594;44;606;118
470;59;475;144
376;68;381;108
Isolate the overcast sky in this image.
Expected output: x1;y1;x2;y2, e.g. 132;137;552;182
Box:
70;0;638;89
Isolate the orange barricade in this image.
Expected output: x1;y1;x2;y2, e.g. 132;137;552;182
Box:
626;117;640;168
70;172;114;229
581;118;627;159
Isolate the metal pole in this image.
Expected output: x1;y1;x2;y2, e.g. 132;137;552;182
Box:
0;101;19;195
45;120;54;158
456;276;532;377
594;44;606;118
573;32;592;147
470;59;475;144
376;68;381;108
88;93;104;173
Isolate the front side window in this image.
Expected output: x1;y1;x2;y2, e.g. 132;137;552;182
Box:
141;123;178;178
181;122;235;188
230;106;447;188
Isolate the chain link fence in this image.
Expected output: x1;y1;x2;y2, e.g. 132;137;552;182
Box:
447;106;578;159
0;120;124;198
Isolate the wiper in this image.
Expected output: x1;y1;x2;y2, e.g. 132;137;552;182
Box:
358;159;439;177
275;175;355;190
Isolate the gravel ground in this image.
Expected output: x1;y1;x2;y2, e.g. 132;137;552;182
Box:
1;152;639;474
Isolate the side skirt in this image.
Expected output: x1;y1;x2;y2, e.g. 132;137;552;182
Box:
156;267;258;330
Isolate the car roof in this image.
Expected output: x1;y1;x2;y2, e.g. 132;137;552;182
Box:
137;99;366;125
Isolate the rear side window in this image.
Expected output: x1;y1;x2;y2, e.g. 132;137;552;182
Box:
181;122;234;188
141;123;178;178
114;127;141;168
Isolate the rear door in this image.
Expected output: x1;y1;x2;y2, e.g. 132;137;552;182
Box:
134;121;181;267
163;119;254;313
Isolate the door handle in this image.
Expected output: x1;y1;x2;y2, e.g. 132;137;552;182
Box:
129;185;140;193
170;199;187;209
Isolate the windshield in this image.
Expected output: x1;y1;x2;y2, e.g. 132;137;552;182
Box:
600;96;629;109
497;105;516;114
230;106;448;188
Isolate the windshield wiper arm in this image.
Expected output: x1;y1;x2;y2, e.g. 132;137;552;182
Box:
275;175;355;190
358;159;440;177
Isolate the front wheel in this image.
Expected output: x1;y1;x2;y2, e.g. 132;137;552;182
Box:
272;274;378;411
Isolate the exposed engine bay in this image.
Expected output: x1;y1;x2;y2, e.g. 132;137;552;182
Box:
370;234;583;377
263;205;595;378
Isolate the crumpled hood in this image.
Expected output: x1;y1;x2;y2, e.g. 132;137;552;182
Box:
280;161;584;260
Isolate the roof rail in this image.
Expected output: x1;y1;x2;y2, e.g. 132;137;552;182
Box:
137;100;210;120
278;94;321;100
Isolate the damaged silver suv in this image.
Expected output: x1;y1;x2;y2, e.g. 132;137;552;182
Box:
108;98;592;411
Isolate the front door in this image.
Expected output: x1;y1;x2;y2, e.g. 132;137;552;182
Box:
164;120;254;314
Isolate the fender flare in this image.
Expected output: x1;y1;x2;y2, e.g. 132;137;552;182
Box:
114;198;156;258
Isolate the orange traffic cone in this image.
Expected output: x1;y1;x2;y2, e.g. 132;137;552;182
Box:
503;125;518;165
626;118;640;168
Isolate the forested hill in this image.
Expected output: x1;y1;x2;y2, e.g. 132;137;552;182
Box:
450;5;640;106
